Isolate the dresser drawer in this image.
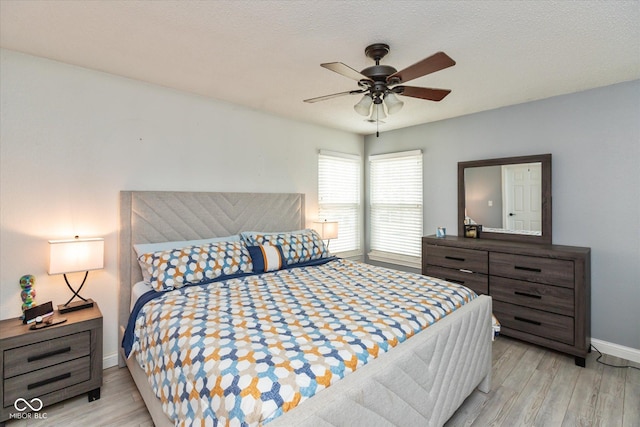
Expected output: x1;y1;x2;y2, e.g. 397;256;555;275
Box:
425;265;488;295
425;245;488;274
3;356;91;407
494;301;574;345
490;253;574;288
491;276;574;316
3;331;90;378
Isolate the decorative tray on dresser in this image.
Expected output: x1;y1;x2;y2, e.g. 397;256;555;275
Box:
423;235;591;366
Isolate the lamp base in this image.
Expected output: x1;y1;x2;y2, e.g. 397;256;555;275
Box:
58;299;94;314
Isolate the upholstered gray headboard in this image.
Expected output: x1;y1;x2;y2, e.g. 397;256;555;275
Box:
118;191;305;365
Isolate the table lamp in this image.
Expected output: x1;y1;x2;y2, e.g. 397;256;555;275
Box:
48;236;104;313
312;220;338;249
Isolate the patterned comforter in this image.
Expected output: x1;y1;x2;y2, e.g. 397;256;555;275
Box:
128;258;477;426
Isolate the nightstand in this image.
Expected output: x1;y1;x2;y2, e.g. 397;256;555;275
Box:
0;304;103;423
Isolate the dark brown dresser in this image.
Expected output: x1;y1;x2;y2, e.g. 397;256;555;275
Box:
423;235;590;366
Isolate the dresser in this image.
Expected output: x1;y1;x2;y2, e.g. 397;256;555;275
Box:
422;235;590;366
0;304;102;423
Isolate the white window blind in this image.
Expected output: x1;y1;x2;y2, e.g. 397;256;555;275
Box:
318;151;362;255
369;150;423;267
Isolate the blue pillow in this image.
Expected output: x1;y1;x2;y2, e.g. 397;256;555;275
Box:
248;244;285;273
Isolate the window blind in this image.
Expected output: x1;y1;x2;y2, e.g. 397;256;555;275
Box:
369;150;423;267
318;151;362;255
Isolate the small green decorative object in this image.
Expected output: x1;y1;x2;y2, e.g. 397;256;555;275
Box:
20;274;36;318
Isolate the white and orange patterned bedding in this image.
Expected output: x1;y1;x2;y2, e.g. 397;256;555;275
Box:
125;258;477;426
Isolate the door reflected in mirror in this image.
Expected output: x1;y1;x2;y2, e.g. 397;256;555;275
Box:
464;162;542;235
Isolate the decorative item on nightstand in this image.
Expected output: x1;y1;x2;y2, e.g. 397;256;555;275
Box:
48;236;104;314
312;220;338;249
19;274;36;318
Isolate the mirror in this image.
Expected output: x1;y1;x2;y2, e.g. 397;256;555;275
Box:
458;154;552;244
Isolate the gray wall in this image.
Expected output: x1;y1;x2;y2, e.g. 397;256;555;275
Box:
365;80;640;350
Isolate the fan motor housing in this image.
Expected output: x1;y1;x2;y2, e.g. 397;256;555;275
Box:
361;65;397;81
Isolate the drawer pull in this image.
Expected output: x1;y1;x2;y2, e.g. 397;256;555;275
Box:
514;291;542;299
514;265;542;273
445;256;465;262
28;346;71;363
444;278;465;285
459;269;473;274
27;372;71;390
514;316;542;326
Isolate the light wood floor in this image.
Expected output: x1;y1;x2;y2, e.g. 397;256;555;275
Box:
6;336;639;426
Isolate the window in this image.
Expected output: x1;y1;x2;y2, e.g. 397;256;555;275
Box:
369;150;423;268
318;150;362;256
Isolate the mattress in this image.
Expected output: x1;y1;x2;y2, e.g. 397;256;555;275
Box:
124;258;488;426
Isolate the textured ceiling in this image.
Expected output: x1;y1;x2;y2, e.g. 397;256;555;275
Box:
1;1;638;135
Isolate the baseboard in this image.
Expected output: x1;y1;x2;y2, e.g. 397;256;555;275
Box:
103;352;119;369
591;338;640;364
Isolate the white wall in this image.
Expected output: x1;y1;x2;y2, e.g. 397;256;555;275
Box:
365;80;640;351
0;49;363;366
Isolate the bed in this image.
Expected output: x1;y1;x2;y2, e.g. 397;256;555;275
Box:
118;191;492;427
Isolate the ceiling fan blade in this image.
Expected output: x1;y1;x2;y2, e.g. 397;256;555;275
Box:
396;86;451;101
303;89;364;103
321;62;370;81
388;52;455;84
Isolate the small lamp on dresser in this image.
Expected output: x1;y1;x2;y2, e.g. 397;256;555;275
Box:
48;236;104;313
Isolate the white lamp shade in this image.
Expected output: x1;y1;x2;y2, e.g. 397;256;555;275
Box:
48;238;104;275
370;102;387;121
353;95;373;116
312;221;338;240
384;92;404;114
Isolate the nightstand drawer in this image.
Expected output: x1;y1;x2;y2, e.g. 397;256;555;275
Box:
491;276;574;316
3;331;90;378
494;301;574;345
490;253;574;288
3;356;91;407
425;265;488;295
425;245;488;274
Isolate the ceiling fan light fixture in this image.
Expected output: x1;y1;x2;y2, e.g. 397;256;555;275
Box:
384;92;404;114
370;102;387;121
353;95;373;116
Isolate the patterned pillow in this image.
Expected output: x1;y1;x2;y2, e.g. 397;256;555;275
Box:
138;241;253;292
241;229;328;265
247;244;285;273
134;235;241;284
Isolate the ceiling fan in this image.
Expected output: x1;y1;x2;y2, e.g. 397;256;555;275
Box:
304;43;455;133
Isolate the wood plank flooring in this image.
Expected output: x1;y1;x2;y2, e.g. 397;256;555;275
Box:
6;336;639;426
446;337;640;427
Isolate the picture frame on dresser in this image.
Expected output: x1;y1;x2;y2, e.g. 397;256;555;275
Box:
464;224;482;238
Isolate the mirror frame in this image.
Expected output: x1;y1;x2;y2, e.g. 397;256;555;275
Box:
458;153;552;245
